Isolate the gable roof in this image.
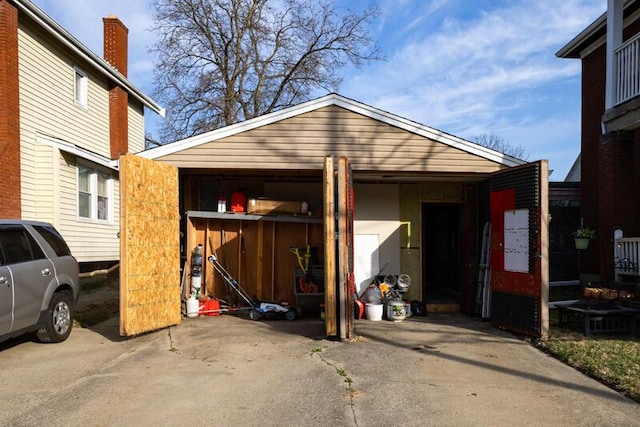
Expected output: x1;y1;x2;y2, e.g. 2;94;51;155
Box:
564;153;581;182
140;93;523;168
13;0;165;117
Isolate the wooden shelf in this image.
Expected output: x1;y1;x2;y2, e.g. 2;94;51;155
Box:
187;210;322;224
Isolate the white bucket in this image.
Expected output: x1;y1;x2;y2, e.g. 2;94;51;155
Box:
365;303;383;321
186;295;199;318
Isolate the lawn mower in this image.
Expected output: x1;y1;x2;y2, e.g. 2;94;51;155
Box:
207;254;297;320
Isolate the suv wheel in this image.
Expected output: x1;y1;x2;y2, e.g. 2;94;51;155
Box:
36;292;73;343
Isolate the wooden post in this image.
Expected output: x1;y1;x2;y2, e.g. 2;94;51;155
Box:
324;156;337;337
256;221;264;299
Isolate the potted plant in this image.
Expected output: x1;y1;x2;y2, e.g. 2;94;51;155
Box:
574;221;596;250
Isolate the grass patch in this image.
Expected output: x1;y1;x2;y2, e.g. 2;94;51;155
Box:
537;309;640;403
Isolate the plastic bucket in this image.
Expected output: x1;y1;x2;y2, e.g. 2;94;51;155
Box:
186;295;199;318
365;303;383;321
386;300;407;322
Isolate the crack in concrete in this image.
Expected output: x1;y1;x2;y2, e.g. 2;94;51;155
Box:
312;349;359;426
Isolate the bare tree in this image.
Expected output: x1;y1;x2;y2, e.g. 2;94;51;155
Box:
151;0;381;142
470;132;528;160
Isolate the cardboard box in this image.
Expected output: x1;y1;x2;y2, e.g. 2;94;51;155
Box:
247;198;302;215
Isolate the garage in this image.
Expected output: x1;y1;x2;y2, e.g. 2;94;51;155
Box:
124;93;548;339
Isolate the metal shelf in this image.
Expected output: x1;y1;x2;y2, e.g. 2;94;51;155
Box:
186;210;322;224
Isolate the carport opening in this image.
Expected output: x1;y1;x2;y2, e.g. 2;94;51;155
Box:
422;203;461;307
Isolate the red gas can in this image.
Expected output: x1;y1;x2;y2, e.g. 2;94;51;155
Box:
230;191;246;212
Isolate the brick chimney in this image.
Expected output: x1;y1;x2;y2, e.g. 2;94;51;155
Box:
103;15;129;159
0;1;22;218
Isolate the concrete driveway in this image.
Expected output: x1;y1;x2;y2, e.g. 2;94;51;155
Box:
1;313;639;426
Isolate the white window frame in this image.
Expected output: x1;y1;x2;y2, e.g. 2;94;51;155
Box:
74;67;88;108
77;161;113;223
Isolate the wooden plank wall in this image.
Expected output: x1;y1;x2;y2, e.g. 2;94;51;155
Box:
120;154;181;336
187;217;324;308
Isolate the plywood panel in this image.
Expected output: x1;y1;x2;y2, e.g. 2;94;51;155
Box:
120;154;180;336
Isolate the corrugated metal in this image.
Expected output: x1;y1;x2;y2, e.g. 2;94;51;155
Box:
491;291;539;335
491;163;540;272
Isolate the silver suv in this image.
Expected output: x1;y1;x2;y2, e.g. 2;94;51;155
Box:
0;220;79;343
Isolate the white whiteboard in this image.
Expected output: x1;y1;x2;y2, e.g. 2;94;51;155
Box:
354;234;379;296
504;209;529;273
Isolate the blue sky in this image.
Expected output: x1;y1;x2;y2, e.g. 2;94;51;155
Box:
31;0;606;180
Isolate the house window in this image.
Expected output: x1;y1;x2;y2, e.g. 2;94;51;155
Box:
74;68;88;108
78;163;112;222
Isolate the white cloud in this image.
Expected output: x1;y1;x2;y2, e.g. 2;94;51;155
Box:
340;0;604;178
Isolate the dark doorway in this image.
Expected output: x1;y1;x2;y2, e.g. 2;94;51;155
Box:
422;203;461;304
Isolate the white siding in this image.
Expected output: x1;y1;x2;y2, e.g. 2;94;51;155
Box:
128;100;145;153
156;106;509;174
57;154;121;262
34;144;54;221
18;21;111;157
17;18;121;262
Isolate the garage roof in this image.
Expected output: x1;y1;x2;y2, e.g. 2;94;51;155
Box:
141;93;524;173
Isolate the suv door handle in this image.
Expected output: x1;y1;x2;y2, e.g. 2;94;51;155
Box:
42;268;52;276
0;276;8;287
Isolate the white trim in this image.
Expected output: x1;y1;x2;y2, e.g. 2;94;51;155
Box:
141;93;524;168
36;133;119;170
13;0;165;117
606;0;624;109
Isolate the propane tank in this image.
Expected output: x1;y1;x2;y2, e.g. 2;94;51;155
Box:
191;244;203;298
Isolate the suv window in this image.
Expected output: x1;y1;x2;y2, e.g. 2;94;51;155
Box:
33;225;71;256
0;225;45;265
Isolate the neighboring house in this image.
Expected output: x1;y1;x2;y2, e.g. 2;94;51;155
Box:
557;0;640;284
564;154;581;183
0;0;164;264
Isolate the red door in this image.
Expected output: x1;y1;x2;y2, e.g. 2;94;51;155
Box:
489;161;549;338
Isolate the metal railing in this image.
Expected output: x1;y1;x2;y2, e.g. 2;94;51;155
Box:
615;33;640;105
614;237;640;278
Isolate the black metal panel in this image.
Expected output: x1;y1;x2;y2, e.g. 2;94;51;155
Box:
491;291;539;335
490;164;540;272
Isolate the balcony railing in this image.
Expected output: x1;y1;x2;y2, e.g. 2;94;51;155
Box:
614;237;640;278
614;33;640;105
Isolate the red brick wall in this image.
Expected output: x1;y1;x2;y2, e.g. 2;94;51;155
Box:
103;16;129;160
581;20;640;282
103;16;128;77
579;46;605;278
0;0;21;218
